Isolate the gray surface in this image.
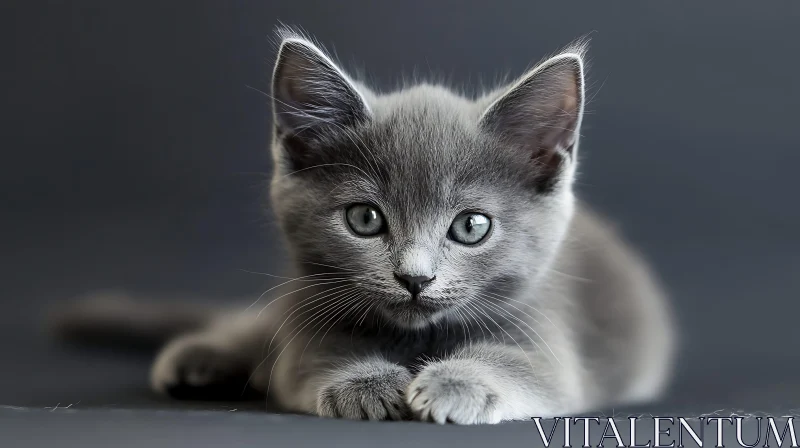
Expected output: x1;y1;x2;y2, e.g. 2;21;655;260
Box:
2;0;800;445
2;408;794;448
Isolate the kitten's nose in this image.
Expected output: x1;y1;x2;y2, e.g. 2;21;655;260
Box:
393;273;434;298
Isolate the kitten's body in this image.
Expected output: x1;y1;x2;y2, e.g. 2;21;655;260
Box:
53;29;675;424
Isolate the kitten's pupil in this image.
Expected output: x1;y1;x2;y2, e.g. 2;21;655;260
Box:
465;217;474;233
363;209;375;225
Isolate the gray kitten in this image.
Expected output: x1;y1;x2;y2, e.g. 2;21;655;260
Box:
53;28;676;424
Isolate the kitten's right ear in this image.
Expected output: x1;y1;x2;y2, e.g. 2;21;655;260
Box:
478;42;587;193
271;32;370;138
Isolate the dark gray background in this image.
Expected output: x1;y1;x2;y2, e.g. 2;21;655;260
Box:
2;0;799;444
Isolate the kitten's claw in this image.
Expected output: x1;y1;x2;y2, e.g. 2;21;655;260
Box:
316;361;411;421
407;360;502;425
150;335;252;400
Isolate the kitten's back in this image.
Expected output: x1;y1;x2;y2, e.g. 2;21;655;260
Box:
557;203;676;405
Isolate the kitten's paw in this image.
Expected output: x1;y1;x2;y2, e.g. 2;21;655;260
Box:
317;360;412;420
407;360;502;424
150;335;253;400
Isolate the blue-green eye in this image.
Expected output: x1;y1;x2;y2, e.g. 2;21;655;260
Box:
345;204;385;236
449;212;491;245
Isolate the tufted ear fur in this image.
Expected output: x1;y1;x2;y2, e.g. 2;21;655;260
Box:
271;30;371;168
479;44;586;192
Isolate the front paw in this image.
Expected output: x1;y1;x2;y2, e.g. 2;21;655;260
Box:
407;360;502;424
317;360;412;420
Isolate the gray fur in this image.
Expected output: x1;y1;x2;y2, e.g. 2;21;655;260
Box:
53;28;676;424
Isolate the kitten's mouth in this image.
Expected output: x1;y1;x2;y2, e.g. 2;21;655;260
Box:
356;287;454;326
378;297;450;326
383;297;442;312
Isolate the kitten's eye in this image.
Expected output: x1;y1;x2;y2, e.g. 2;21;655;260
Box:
345;204;385;236
448;212;491;245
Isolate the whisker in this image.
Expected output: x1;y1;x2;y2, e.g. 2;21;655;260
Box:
239;269;348;282
251;285;358;387
546;267;593;283
243;273;349;313
482;291;563;333
469;300;540;384
481;294;566;358
299;260;358;272
350;302;377;343
264;284;358;354
318;293;369;347
451;307;471;349
282;162;372;179
463;301;500;343
458;304;486;342
255;280;351;319
355;301;374;327
262;290;363;399
296;291;364;369
478;297;560;366
481;293;544;328
249;285;360;398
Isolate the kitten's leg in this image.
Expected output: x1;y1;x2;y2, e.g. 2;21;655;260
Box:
150;331;254;400
407;343;583;424
314;357;412;420
150;312;267;400
253;339;412;420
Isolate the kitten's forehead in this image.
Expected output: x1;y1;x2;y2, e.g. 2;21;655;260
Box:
336;85;523;230
365;84;496;174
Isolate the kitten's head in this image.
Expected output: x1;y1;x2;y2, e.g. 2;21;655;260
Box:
269;29;586;329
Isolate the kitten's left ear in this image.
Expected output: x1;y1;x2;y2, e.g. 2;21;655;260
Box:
479;46;586;191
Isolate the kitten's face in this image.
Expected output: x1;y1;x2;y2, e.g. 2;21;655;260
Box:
269;30;585;329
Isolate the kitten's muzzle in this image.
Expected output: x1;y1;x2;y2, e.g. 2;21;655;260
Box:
393;273;435;300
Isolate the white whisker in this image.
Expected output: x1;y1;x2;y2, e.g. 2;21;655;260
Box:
469;300;540;384
478;297;560;366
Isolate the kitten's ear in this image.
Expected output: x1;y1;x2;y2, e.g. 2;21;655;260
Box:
271;32;370;137
479;45;586;191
